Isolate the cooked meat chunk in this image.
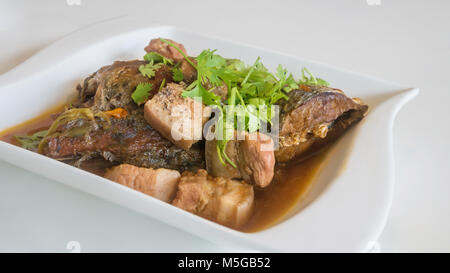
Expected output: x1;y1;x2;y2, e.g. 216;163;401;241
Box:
144;83;211;150
105;164;180;202
275;85;368;162
206;131;275;188
41;57;205;171
239;133;275;187
204;81;228;101
75;60;172;111
180;57;197;84
40;108;205;172
145;38;187;62
172;169;254;228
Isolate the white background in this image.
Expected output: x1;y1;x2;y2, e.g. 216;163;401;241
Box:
0;0;449;252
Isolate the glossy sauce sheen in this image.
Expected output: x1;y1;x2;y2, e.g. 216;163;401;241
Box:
0;105;65;145
240;152;325;232
0;108;327;233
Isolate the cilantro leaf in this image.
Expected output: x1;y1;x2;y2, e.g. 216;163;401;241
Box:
158;39;331;168
299;67;330;86
144;52;173;65
283;74;299;92
131;82;153;105
159;38;197;69
181;81;221;106
139;62;163;79
196;49;227;86
172;67;184;82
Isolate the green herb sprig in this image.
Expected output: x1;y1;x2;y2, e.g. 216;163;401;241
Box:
159;38;330;167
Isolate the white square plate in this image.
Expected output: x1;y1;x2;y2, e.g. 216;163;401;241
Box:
0;17;418;252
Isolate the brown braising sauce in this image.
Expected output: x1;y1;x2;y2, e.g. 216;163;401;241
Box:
0;107;328;233
240;152;326;232
0;105;65;146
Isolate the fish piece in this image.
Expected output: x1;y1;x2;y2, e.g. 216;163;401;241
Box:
275;85;368;162
40;108;205;172
172;169;254;228
75;60;173;111
104;164;180;202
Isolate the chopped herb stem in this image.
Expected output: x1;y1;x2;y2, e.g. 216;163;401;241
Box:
159;38;197;69
241;57;260;86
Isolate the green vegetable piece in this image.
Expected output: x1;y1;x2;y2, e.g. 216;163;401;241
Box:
181;82;221;106
139;62;163;79
299;67;330;86
155;41;331;168
143;52;173;65
172;67;184;82
131;82;153;105
15;130;48;151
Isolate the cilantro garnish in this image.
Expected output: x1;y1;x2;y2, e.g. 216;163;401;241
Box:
159;38;330;167
181;83;222;106
131;82;153;105
299;67;330;86
196;49;228;86
158;78;166;92
139;62;163;79
159;38;197;69
143;52;173;65
140;51;173;81
172;67;184;82
136;52;169;103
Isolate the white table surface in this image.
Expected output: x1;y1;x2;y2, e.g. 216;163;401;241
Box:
0;0;449;252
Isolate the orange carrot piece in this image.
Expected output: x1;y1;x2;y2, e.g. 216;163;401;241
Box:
105;108;128;119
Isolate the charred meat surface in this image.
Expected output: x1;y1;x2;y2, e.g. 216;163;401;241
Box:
40;108;205;172
75;60;173;111
104;164;180;202
172;169;254;228
206;131;275;188
275;85;368;162
42;56;206;171
144;83;211;150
